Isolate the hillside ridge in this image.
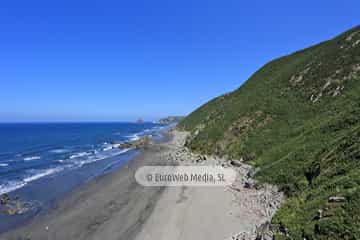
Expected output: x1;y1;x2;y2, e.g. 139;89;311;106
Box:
178;25;360;239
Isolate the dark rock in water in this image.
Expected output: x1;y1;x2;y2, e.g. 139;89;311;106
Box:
0;194;10;205
2;201;30;215
0;194;36;216
230;160;242;167
328;196;346;203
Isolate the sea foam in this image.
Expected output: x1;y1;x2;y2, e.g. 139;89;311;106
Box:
49;149;70;154
23;156;41;161
69;152;92;159
24;167;63;183
0;181;27;195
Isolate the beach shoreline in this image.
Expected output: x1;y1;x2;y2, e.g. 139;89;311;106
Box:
0;131;172;240
1;129;283;240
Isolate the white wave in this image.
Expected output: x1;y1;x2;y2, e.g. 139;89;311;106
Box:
102;146;113;151
111;143;121;148
127;133;140;141
0;181;27;195
0;163;9;167
75;148;133;168
126;126;162;141
69;152;92;159
118;148;132;154
24;167;62;183
77;157;105;167
0;167;64;195
24;156;41;161
0;147;134;195
49;149;69;154
103;143;123;151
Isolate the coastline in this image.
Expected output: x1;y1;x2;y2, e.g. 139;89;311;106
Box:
0;132;172;240
1;129;283;240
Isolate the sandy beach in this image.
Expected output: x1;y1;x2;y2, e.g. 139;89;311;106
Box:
1;130;283;240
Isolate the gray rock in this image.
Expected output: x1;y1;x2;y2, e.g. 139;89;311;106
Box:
230;160;242;167
316;209;323;220
244;181;254;189
246;168;259;178
328;196;346;203
255;221;274;240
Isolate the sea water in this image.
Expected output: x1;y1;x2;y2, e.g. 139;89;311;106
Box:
0;122;166;232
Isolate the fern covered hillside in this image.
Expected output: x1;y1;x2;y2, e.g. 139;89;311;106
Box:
178;25;360;239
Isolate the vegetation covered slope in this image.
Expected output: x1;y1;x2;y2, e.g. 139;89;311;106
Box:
178;25;360;239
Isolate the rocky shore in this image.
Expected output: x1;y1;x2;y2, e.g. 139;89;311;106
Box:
135;130;284;240
117;135;152;149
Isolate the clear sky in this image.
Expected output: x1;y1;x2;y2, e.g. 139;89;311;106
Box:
0;0;359;122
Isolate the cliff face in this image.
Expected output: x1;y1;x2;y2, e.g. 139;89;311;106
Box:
178;26;360;239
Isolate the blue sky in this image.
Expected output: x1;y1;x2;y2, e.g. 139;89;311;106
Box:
0;0;359;122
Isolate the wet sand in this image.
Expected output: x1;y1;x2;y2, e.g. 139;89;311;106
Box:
0;143;169;240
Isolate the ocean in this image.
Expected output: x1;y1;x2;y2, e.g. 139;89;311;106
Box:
0;122;167;231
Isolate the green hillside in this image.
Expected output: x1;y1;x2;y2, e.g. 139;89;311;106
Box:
178;26;360;239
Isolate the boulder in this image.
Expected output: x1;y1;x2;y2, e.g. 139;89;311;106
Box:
246;168;260;178
230;160;242;167
278;223;289;236
313;209;323;220
328;196;346;203
244;181;253;189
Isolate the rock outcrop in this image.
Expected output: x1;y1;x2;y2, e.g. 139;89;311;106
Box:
0;194;35;216
118;135;152;149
